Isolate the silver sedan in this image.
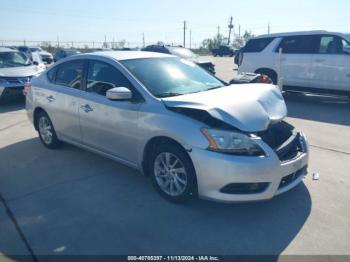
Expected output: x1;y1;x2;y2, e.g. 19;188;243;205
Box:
25;51;309;203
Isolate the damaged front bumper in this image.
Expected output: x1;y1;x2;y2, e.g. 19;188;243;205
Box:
189;132;309;203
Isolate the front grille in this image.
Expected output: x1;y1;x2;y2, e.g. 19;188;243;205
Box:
220;183;269;195
279;166;307;189
258;121;294;149
258;121;305;162
275;134;304;162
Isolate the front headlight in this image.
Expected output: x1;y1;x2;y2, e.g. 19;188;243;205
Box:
201;128;265;156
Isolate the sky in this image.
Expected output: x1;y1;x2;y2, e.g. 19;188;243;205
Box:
1;0;350;47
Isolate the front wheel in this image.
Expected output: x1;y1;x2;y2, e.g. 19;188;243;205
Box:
37;112;61;149
149;144;197;203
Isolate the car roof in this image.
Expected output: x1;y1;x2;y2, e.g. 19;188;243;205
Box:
255;30;349;39
83;51;175;61
0;47;17;52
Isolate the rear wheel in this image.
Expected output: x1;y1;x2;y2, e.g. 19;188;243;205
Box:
37;112;61;149
149;143;197;203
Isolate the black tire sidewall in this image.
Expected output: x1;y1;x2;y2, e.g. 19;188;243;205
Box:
149;143;197;203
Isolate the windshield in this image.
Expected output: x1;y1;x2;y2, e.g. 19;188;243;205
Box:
122;57;224;97
169;47;198;59
0;51;31;68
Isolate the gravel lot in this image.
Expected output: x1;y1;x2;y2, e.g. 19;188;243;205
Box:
0;56;350;260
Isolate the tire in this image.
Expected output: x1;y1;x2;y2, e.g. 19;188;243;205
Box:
149;143;197;203
37;111;61;149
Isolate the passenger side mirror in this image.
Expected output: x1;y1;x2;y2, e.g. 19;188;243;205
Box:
106;87;132;101
343;45;350;55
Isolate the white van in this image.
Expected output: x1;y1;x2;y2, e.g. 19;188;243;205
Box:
238;31;350;96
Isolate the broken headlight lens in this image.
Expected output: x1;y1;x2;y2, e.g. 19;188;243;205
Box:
201;128;265;156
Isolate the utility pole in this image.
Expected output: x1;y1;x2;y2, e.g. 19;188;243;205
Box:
217;26;220;36
57;36;60;47
239;25;241;38
183;21;187;47
142;32;145;48
189;29;192;49
227;16;234;45
268;23;270;34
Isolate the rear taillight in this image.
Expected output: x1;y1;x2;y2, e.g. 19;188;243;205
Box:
23;82;32;96
258;75;273;84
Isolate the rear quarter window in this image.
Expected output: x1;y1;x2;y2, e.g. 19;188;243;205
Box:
47;67;57;83
244;38;275;53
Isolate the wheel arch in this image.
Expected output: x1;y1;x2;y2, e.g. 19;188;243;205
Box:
33;107;48;131
142;135;198;195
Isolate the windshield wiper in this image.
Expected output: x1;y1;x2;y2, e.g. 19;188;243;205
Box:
156;92;184;98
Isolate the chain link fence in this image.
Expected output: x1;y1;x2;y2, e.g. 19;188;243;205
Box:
0;39;203;54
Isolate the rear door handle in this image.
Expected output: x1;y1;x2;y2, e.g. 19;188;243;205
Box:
46;95;55;102
81;104;93;113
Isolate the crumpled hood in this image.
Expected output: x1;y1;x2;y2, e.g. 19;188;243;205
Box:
0;65;42;78
162;84;287;132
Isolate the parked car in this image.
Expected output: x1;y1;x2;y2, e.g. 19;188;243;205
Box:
31;51;47;71
30;47;54;64
212;45;236;57
238;30;350;96
53;49;81;62
142;45;215;74
17;46;32;57
0;47;45;101
25;51;309;203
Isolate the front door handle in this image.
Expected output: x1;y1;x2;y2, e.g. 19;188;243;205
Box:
46;95;55;102
81;104;93;113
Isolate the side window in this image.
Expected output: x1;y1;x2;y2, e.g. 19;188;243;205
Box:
55;61;84;89
278;35;318;54
87;61;132;96
318;35;346;54
244;38;275;53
